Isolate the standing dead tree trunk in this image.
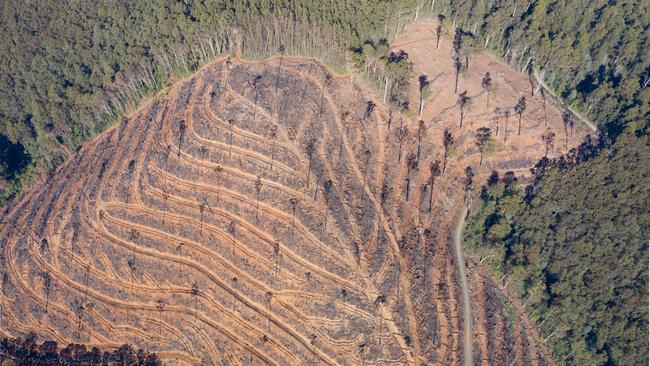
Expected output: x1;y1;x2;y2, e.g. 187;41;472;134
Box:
457;91;470;128
443;129;455;173
255;176;262;222
428;160;441;212
436;14;445;50
305;138;316;188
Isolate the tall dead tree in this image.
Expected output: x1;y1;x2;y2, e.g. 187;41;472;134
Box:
416;120;427;162
228;221;237;256
443;129;455;173
360;149;372;201
396;126;409;163
198;202;206;236
214;165;223;203
405;152;418;200
562;111;572;149
156;299;164;337
494;107;501;136
252;75;262;123
255;176;262;221
227;119;235;157
515;96;527;135
453;28;463;94
428;160;441;212
541;129;556;157
42;271;51;314
457;91;470;128
364;100;376;120
305;138;316;188
268;125;278;172
289;197;299;238
177;119;186;157
323;180;333;236
436;14;445;50
475;127;492;166
190;282;200;319
482;72;492;109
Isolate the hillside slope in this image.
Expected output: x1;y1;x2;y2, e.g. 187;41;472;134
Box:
0;30;584;364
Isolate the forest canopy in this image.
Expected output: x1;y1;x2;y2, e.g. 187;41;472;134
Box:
463;124;649;365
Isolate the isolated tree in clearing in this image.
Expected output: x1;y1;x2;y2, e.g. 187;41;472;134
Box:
268;125;278;172
428;160;441;212
227;118;235;157
457;91;470;128
453;28;463;94
405;152;418;200
255;176;262;221
443;129;455;172
305;138;316;188
482;72;492;109
493;107;501;136
416;119;427;162
515;96;527;135
562;111;572;149
475;127;492;166
177;119;186;157
435;14;445;50
541;129;556;158
503;110;511;142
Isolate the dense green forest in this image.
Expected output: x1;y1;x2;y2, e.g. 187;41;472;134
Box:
0;0;424;204
0;334;160;365
463;124;649;365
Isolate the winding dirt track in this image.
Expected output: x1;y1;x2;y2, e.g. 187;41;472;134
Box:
0;19;585;365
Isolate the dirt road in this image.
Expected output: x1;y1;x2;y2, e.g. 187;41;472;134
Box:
454;206;472;366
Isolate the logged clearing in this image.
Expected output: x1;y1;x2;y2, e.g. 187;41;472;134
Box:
0;19;585;365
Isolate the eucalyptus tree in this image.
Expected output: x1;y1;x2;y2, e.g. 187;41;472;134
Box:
515;96;527;135
42;271;52;314
474;127;492;166
252;74;262;123
255;176;262;221
562;111;572;149
503;110;511;142
493;107;502;137
416;120;427;162
227;119;235;157
481;72;492;109
304;138;317;188
435;14;445;50
177;119;186;157
405;152;418;200
442;129;455;173
457;91;470;128
453;28;463;94
268;125;278;172
541;130;556;158
428;160;441;213
190;282;200;319
395;126;409;163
